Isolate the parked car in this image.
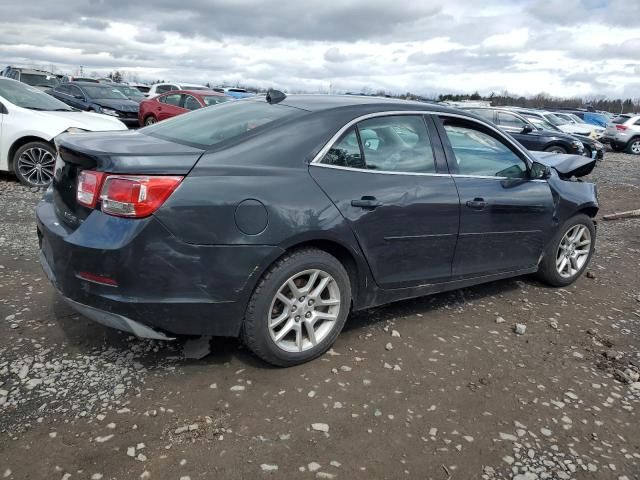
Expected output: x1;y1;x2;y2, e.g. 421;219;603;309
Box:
507;108;592;136
1;66;60;91
61;76;99;83
0;78;126;187
212;87;255;99
111;83;147;103
551;111;605;138
36;93;599;366
48;82;140;127
146;82;209;98
521;114;604;160
603;114;640;154
129;83;151;95
463;107;584;155
138;90;230;126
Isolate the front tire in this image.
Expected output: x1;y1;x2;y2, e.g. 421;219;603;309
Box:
544;145;567;154
626;138;640;155
144;116;157;126
536;214;596;287
242;248;351;367
13;141;56;188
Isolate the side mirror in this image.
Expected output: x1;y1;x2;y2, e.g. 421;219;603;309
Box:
530;161;551;180
0;102;7;114
521;125;534;134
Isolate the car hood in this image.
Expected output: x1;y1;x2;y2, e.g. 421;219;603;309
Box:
93;98;140;112
558;123;592;135
531;151;596;178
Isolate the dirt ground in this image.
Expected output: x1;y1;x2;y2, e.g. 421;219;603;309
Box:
1;151;639;480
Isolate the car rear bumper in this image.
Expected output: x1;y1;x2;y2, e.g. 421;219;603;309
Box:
36;195;284;337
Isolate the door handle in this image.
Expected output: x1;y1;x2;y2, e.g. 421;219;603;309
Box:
466;198;489;210
351;196;383;209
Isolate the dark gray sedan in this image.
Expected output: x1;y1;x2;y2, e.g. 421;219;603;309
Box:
36;93;598;366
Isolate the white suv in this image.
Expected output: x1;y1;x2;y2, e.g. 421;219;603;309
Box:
145;82;209;98
604;114;640;155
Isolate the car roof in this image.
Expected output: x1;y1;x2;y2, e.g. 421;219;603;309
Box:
69;81;111;86
254;94;459;114
181;89;226;96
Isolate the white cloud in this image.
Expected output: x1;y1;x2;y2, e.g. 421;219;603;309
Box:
0;0;639;98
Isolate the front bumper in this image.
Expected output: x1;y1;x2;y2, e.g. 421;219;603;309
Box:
36;195;284;337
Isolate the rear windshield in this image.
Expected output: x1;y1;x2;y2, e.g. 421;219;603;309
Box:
141;100;303;148
611;115;631;124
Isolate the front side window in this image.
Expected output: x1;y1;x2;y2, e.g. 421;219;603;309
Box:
159;93;183;107
441;118;527;178
320;115;436;173
183;95;202;111
497;112;528;129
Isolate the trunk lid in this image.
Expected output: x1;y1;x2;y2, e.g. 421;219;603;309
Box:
52;130;204;229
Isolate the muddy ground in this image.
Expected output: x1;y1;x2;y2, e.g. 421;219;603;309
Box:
0;151;639;480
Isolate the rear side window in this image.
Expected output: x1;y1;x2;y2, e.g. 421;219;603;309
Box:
467;109;495;123
143;100;303;148
497;112;528;129
612;115;631;124
159;93;183;106
321;115;436;173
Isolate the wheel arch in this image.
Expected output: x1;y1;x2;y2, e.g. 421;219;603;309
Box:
544;141;569;152
8;136;54;172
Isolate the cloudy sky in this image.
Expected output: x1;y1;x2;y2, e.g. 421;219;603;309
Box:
1;0;639;98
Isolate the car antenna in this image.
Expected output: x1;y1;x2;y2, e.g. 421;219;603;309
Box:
266;89;286;104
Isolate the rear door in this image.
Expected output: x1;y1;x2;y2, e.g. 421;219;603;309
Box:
310;114;460;289
435;114;555;278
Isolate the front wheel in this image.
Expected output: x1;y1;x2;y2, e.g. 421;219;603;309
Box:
13;141;57;188
242;248;351;366
544;145;567;154
626;138;640;155
536;214;596;287
144;116;157;126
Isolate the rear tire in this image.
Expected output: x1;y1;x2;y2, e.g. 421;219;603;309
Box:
626;138;640;155
536;214;596;287
13;141;56;188
544;145;567;154
242;248;351;367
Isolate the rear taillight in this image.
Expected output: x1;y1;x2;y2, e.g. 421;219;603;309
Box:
616;125;628;131
76;171;183;218
77;170;105;208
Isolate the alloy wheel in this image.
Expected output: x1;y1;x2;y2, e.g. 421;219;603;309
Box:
630;140;640;155
556;224;591;279
17;147;55;187
268;269;341;353
145;117;156;125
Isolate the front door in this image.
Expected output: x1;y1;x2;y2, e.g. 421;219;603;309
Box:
436;115;555;278
310;114;460;289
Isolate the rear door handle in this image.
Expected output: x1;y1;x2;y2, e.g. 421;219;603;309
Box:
466;198;489;210
351;196;383;209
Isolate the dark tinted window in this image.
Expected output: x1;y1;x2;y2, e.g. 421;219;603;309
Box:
467;108;494;122
612;115;631;124
497;112;528;129
143;100;302;148
56;84;71;94
183;95;201;110
68;85;84;98
321;127;364;168
159;93;183;106
441;117;527;178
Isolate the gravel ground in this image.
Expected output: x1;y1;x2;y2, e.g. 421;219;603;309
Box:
0;152;639;480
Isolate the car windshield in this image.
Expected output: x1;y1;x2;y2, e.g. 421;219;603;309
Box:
82;85;129;100
611;115;631;124
113;85;144;99
142;100;304;148
201;95;232;106
20;73;60;88
543;113;568;126
0;79;72;111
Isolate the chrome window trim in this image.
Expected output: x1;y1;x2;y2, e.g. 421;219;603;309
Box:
310;109;535;171
310;162;548;182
